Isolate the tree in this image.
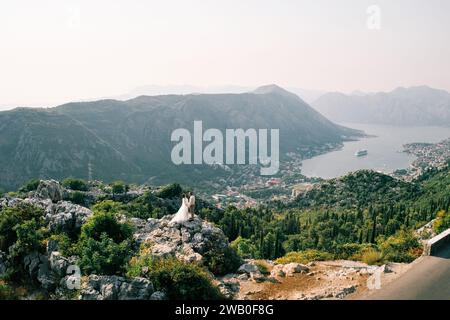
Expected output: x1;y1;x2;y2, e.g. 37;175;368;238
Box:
127;256;224;300
0;204;44;252
111;181;127;197
231;236;258;259
433;210;450;234
79;233;133;275
378;229;421;263
62;178;88;191
77;211;134;275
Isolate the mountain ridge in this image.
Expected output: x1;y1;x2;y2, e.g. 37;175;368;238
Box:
0;85;361;190
311;86;450;126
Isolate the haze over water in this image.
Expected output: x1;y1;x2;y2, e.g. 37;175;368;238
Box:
301;123;450;179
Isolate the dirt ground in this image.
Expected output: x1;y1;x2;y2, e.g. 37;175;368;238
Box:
235;260;412;300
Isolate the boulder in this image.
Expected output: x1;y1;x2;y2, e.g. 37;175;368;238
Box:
270;264;286;278
250;271;266;283
217;279;240;299
0;195;52;211
35;180;64;203
150;291;167;300
237;263;259;275
23;251;59;290
80;275;154;300
23;251;48;279
45;201;92;234
379;264;393;273
49;251;70;277
283;263;309;276
131;215;240;273
37;263;57;290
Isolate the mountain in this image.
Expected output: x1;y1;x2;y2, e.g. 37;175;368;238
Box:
311;86;450;126
101;85;325;105
0;85;360;190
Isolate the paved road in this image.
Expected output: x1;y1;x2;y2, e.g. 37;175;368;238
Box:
367;246;450;300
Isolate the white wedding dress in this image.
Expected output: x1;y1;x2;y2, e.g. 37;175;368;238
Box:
170;197;190;223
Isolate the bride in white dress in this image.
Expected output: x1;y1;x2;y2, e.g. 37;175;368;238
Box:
170;194;190;223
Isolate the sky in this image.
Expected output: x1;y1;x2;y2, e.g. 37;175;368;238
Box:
0;0;449;109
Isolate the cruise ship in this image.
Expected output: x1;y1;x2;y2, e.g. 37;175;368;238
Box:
355;149;368;157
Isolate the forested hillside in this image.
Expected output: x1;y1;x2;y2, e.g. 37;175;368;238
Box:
200;165;450;262
0;85;361;191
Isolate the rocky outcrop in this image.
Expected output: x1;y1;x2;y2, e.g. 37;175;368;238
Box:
1;192;92;236
80;275;154;300
35;180;64;203
0;195;52;211
132;215;235;267
22;250;76;291
269;263;309;278
22;251;55;290
297;285;357;300
236;262;266;283
45;201;92;234
149;291;167;300
216;276;240;299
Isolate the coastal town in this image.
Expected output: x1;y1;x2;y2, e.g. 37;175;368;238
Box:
397;138;450;181
198;142;342;209
203;137;450;209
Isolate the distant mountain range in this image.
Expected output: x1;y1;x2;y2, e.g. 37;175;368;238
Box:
103;85;325;105
311;86;450;126
0;85;359;190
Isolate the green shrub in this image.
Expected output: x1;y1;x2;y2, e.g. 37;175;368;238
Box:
9;220;45;261
360;248;382;265
62;178;88;191
18;179;40;193
67;191;87;206
79;233;133;275
0;204;44;252
335;243;376;261
253;260;270;275
203;246;242;276
49;233;78;256
80;211;133;243
0;282;17;300
77;211;134;275
0;205;46;280
127;255;224;300
275;249;332;265
92;200;124;215
111;181;127;195
378;229;422;263
433;210;450;234
231;236;258;259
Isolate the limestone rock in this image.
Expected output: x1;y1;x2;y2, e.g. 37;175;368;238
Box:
80;275;154;300
35;180;64;203
150;291;167;300
283;263;309;276
131;215;240;274
217;278;240;299
49;251;70;277
270;264;286;278
23;251;48;279
237;263;259;275
45;201;92;233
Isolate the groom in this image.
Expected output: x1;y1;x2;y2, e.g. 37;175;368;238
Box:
188;191;196;220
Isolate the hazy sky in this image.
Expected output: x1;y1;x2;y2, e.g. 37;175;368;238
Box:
1;0;449;109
